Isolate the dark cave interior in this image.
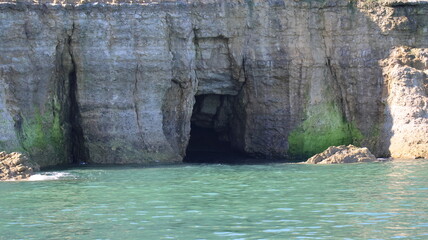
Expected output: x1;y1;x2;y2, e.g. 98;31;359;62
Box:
184;94;247;164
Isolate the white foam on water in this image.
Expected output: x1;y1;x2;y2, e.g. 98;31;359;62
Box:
28;172;75;181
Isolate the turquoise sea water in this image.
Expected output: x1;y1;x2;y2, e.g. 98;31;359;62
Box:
1;160;428;239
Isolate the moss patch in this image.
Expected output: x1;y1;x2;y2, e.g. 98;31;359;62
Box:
20;105;68;166
288;102;363;159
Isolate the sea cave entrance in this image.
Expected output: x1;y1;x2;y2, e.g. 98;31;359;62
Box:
184;94;246;164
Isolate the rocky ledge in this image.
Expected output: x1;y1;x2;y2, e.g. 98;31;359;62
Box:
306;145;377;164
0;152;40;181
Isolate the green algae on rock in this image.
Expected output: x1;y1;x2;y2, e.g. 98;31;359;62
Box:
288;103;363;159
19;106;68;167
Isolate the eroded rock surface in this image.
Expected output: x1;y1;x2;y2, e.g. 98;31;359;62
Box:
381;46;428;159
0;152;40;181
306;145;377;164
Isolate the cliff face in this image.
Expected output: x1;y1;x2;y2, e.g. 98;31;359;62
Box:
0;0;427;166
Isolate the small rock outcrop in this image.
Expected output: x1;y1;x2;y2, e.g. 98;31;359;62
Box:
0;152;40;181
306;145;377;164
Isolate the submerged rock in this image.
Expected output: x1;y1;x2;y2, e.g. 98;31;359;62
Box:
306;145;377;164
0;152;40;181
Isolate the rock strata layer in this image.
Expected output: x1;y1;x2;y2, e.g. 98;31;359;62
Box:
306;145;377;164
0;152;40;181
0;0;427;166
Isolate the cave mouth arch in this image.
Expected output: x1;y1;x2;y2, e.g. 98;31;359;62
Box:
184;94;247;164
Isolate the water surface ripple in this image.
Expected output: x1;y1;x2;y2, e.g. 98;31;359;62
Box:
1;160;428;239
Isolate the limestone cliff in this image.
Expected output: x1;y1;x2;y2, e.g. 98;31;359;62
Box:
0;0;427;166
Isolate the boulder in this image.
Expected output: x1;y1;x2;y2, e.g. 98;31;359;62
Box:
306;145;377;164
0;152;40;181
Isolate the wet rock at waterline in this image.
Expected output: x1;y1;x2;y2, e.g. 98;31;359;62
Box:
306;145;377;164
0;152;40;181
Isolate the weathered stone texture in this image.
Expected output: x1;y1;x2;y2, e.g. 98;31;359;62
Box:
0;152;40;181
306;145;377;164
0;0;427;166
381;46;428;159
